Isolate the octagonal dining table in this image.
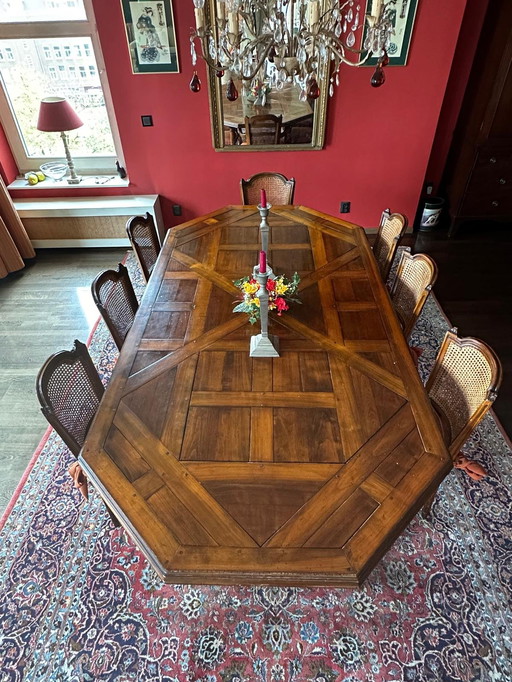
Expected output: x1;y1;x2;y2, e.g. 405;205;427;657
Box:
80;205;451;587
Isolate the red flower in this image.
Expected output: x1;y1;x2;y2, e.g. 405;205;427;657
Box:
275;297;289;315
266;278;276;292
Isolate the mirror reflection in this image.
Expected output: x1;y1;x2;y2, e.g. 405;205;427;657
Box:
204;0;329;150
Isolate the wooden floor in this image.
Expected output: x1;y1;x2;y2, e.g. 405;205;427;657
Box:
0;248;126;514
0;223;510;516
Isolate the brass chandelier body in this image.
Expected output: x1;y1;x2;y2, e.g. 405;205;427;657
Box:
190;0;394;97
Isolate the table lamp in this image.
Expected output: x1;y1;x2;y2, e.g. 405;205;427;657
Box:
36;97;83;184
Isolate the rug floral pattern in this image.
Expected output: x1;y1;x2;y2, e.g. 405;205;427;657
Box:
0;252;511;682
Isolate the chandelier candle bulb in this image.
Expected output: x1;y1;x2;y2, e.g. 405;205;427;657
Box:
194;7;204;30
227;11;238;36
309;1;320;27
216;0;226;23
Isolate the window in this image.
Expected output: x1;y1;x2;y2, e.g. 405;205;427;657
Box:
0;0;123;176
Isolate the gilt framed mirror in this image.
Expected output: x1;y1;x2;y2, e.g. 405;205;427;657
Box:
203;0;330;151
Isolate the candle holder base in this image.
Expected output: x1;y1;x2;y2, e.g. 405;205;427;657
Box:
250;333;280;357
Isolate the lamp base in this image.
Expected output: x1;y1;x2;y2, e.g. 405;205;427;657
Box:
66;176;82;184
250;333;279;357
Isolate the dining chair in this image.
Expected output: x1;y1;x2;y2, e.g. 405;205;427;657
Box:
390;252;438;339
91;263;139;351
36;339;119;524
243;114;283;145
240;172;296;205
372;209;408;282
426;328;502;459
36;339;105;457
126;212;161;282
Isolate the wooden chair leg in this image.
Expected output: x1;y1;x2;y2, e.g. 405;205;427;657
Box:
422;490;436;517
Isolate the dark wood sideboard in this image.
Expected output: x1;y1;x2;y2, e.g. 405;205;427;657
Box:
443;0;512;236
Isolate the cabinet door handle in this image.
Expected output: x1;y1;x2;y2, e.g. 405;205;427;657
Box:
499;178;506;184
491;200;499;207
489;157;497;163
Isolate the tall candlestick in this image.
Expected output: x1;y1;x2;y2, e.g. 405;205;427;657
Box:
250;266;279;357
259;250;266;273
260;189;267;208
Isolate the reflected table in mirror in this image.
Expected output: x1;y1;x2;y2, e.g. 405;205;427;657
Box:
222;80;314;145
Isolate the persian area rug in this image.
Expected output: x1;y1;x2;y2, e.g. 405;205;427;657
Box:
0;252;511;682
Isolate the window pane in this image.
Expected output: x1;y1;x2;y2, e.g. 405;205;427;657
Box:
0;0;86;22
0;37;115;158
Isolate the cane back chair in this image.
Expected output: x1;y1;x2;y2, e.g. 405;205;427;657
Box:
390;252;438;339
243;114;283;145
372;209;408;282
426;329;502;458
240;172;296;206
36;339;105;457
91;263;139;351
126;212;161;282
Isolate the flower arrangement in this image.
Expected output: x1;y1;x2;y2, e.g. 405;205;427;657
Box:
233;272;301;324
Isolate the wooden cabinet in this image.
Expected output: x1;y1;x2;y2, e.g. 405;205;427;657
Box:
443;0;512;236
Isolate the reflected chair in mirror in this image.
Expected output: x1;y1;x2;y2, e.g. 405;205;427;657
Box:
91;263;139;351
390;252;438;339
126;212;161;282
372;209;408;283
242;114;283;145
282;113;314;144
36;339;119;525
426;328;502;459
240;172;296;206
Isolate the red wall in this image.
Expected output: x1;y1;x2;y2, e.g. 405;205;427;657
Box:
6;0;470;229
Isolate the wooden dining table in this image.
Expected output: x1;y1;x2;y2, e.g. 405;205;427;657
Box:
80;205;451;587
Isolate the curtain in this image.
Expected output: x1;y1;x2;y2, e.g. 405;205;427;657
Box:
0;175;35;278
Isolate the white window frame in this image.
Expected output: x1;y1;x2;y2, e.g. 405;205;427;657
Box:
0;0;125;176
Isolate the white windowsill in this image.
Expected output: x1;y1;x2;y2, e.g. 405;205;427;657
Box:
8;175;130;190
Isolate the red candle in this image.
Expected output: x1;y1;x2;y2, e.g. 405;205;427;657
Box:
260;189;267;208
259;250;266;273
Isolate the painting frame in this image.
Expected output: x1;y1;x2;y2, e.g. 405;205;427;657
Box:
365;0;419;66
120;0;179;74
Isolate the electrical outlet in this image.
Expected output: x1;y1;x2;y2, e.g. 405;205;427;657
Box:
172;204;182;216
340;201;351;213
141;115;153;127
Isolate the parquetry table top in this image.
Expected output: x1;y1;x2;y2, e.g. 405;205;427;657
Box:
80;205;451;587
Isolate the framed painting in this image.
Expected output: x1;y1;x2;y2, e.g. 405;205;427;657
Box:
121;0;179;74
365;0;419;66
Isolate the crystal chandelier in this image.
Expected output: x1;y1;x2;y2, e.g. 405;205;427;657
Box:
190;0;394;101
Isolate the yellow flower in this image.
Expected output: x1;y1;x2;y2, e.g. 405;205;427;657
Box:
243;281;259;295
275;281;289;295
253;297;260;307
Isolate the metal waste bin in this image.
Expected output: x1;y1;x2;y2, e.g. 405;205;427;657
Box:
419;197;444;231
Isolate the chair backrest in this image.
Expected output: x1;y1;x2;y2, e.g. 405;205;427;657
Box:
372;209;408;282
240;172;296;206
390;252;438;339
126;212;161;282
91;263;139;351
244;114;282;145
426;329;502;456
36;339;105;456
